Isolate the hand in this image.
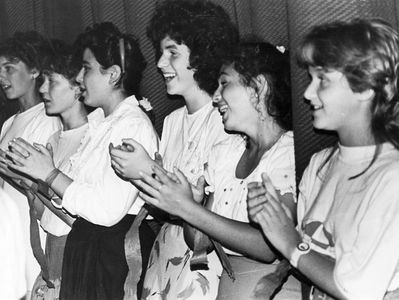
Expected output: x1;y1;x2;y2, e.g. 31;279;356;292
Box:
134;165;200;218
247;173;300;258
0;148;21;179
4;138;55;181
109;138;156;180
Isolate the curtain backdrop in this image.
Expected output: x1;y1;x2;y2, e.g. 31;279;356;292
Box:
0;0;398;181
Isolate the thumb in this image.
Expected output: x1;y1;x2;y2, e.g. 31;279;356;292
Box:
46;143;53;156
154;152;163;167
261;172;279;199
33;143;49;155
121;138;140;148
196;175;206;190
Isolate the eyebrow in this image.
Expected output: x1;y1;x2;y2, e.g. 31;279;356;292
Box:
164;44;178;50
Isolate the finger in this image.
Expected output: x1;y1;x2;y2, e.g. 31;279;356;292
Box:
121;138;141;149
134;178;160;197
173;167;189;185
151;165;172;185
247;181;266;199
261;173;280;200
46;143;53;156
122;142;134;152
33;143;50;155
5;151;25;166
8;143;29;158
154;152;163;166
109;147;132;159
196;175;206;190
165;171;180;183
110;159;123;172
110;155;125;168
13;138;38;152
138;191;159;207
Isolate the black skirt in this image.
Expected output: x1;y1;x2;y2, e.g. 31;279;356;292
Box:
60;215;158;300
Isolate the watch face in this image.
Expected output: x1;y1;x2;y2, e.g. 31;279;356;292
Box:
298;242;310;251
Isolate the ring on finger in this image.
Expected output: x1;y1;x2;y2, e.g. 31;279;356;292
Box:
25;152;31;158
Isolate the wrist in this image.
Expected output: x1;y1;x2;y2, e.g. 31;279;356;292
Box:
289;238;311;268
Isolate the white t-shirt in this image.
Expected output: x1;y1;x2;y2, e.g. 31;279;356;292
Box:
40;123;88;236
205;131;296;255
0;102;61;291
0;188;26;300
298;143;399;300
61;96;159;226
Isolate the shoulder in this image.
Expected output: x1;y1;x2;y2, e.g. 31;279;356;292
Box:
163;106;186;125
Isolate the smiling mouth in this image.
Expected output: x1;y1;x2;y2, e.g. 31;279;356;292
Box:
0;83;11;90
311;104;323;111
163;73;176;83
218;104;228;116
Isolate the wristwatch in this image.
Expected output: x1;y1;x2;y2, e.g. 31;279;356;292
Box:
289;241;310;268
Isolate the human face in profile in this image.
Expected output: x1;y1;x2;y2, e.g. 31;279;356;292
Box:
40;72;79;116
0;56;37;100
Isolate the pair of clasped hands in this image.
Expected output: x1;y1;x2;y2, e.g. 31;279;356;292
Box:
109;139;299;257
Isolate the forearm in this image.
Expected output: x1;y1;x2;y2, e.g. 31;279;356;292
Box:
181;203;276;262
295;251;347;299
36;193;74;227
183;222;213;251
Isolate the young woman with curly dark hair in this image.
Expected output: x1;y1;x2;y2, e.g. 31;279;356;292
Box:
134;43;301;299
6;22;159;299
109;0;238;298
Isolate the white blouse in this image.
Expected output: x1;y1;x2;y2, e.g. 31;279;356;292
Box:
61;96;159;226
205;131;296;255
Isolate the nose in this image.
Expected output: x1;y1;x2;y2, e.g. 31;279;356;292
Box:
76;67;84;84
303;80;317;103
213;86;222;105
157;53;168;69
39;77;49;94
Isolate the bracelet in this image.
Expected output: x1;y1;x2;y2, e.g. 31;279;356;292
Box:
45;168;61;187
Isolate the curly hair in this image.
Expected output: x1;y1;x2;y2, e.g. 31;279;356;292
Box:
227;42;292;131
41;39;81;86
74;22;146;96
147;0;238;96
298;18;399;177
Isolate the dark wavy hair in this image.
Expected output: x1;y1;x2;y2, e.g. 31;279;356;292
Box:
41;39;81;86
228;42;292;131
147;0;239;96
73;22;146;96
0;31;49;88
298;18;399;177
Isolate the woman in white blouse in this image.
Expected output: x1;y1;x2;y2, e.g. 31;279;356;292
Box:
6;22;158;300
0;31;61;298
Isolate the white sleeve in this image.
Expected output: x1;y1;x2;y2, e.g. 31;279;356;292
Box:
334;169;399;299
0;189;26;299
62;118;159;226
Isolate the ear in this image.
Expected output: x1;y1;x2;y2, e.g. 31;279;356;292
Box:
31;68;40;79
107;65;122;86
357;88;375;103
72;84;81;100
251;74;269;102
